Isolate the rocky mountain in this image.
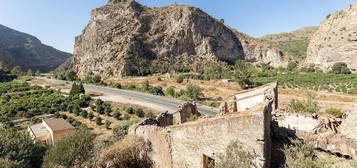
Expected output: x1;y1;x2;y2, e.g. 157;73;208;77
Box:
0;24;71;72
306;4;357;71
71;0;289;78
261;26;318;60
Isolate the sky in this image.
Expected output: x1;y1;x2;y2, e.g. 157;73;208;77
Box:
0;0;356;53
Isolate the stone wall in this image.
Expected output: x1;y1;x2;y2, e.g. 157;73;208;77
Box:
172;102;200;124
129;85;276;168
219;82;278;115
274;113;357;159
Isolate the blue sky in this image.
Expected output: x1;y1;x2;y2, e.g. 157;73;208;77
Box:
0;0;356;53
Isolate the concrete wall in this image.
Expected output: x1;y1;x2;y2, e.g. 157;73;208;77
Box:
130;100;274;168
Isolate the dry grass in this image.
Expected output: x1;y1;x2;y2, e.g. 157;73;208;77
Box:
94;135;152;168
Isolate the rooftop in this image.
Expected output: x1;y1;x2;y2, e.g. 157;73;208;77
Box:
29;123;50;138
43;118;75;131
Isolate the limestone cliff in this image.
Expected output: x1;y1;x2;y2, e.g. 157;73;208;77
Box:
232;30;291;67
71;1;289;78
261;26;318;60
0;24;71;72
306;4;357;71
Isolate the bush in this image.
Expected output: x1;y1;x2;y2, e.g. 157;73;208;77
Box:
141;80;150;91
135;108;145;118
127;107;135;114
165;87;176;97
80;110;88;118
331;62;351;74
325;108;343;117
0;128;47;168
215;140;256;168
113;111;122;120
186;83;203;100
150;86;164;96
176;75;184;83
288;95;319;114
287;62;298;71
123;113;131;120
104;103;112;116
65;70;77;81
113;120;137;141
95;117;102;125
92;75;102;84
87;112;94;120
95;135;152;168
105;120;112;130
283;140;326;168
234;60;253;89
44;128;95;168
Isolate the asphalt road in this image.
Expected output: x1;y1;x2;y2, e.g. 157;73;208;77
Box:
37;77;218;116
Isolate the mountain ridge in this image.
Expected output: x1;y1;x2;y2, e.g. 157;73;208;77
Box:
0;24;71;72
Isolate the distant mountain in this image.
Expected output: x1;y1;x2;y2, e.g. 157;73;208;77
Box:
70;1;289;78
0;24;71;72
260;26;318;60
306;4;357;71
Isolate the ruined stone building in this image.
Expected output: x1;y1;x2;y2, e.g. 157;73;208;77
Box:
129;83;278;168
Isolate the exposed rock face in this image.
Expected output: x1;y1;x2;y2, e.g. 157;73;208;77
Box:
233;30;291;67
0;24;71;72
261;26;318;60
306;4;357;71
71;1;288;78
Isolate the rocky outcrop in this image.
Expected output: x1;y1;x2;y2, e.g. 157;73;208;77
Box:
306;4;357;71
261;27;318;60
71;1;289;78
0;24;71;72
233;30;291;67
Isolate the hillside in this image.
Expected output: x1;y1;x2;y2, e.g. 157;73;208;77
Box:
306;4;357;71
260;26;318;60
70;0;289;78
0;24;71;72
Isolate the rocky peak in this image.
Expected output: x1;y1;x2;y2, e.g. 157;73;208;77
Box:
71;2;289;78
306;3;357;71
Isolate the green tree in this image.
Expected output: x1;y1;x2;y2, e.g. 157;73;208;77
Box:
186;83;203;100
26;69;34;76
52;67;66;80
127;107;135;114
165;87;176;97
287;62;298;71
105;120;112;130
331;62;351;74
95;117;102;125
113;110;121;120
87;112;94;120
135;108;145;118
69;82;85;97
0;128;47;168
233;60;253;89
44;128;95;168
65;70;77;81
150;86;164;96
92;74;102;84
10;66;23;76
104;103;112;116
141;80;150;91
